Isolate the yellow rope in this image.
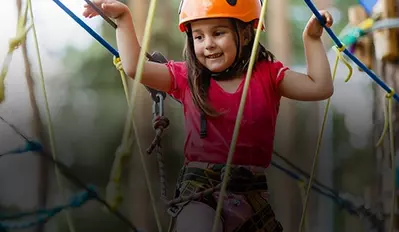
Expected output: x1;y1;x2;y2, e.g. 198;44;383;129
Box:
108;0;164;231
27;1;75;231
298;44;352;232
298;180;308;232
114;56;131;104
376;88;396;232
0;1;32;103
105;56;134;210
211;1;269;231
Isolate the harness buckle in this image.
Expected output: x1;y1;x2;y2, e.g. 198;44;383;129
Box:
167;203;185;217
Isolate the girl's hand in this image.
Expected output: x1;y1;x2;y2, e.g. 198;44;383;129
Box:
303;10;333;39
83;0;128;19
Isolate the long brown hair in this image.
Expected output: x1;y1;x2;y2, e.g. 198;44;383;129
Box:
183;19;275;117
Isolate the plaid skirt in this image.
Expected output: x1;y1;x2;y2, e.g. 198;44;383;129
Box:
167;162;283;232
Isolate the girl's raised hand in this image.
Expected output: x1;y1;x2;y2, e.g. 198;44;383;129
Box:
303;10;333;39
83;0;128;19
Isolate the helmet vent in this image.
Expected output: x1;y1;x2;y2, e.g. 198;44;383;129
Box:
226;0;237;6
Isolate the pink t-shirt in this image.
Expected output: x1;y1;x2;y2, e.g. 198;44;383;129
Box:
166;59;289;168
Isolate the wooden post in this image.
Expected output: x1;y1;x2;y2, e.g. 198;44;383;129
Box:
348;5;374;70
372;0;399;61
373;61;399;232
371;1;399;231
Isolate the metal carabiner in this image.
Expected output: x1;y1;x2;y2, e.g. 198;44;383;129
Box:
152;92;165;118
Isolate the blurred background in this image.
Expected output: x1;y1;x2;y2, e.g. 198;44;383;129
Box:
0;0;398;231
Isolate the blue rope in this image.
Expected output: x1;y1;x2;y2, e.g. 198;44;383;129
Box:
52;0;399;104
270;160;382;226
304;0;399;103
0;141;42;157
52;0;119;57
0;186;97;231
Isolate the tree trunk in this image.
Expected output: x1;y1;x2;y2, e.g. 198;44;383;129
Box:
15;0;50;231
372;1;399;231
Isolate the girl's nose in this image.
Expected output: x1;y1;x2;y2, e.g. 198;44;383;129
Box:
204;37;216;50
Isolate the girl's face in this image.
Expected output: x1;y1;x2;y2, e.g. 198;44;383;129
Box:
190;18;238;73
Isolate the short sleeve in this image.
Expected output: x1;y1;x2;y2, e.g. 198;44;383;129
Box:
271;60;289;90
165;60;188;102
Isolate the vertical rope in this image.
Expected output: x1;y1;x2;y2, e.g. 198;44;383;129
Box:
298;45;352;232
27;1;75;231
388;93;395;232
211;1;269;231
120;0;163;230
377;88;396;232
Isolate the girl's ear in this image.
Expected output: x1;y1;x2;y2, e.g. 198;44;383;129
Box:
242;24;253;45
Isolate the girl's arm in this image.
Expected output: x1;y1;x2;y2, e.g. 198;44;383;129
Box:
84;1;173;92
278;10;334;101
115;10;172;92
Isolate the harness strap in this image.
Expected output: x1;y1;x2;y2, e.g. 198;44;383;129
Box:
166;165;282;232
181;167;268;193
233;197;283;232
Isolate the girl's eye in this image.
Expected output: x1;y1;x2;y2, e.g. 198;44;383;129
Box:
215;31;225;36
194;35;203;40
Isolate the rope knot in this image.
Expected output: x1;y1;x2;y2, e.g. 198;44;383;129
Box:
113;56;123;71
146;116;170;154
8;3;32;53
153;116;170;131
332;44;353;83
386;88;395;99
70;191;91;207
335;44;346;53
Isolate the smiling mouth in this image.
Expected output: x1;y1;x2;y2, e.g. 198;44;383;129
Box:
206;53;223;59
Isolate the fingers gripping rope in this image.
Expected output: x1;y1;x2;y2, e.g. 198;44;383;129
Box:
0;1;32;103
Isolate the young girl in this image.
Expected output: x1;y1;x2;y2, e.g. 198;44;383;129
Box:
83;0;334;231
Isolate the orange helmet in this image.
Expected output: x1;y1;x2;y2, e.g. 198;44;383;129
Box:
178;0;264;32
